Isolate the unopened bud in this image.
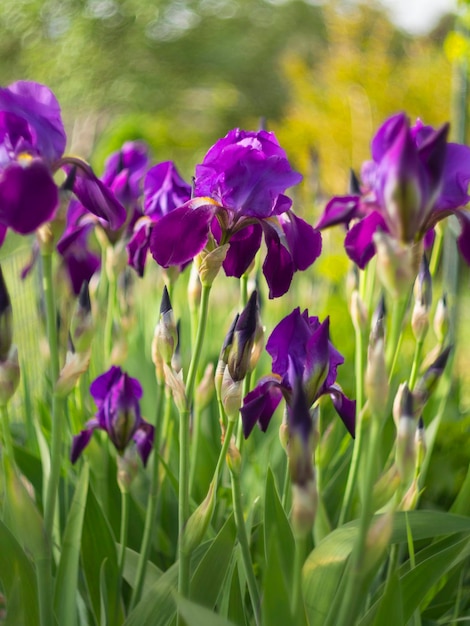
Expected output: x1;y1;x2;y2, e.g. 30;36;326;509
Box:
411;255;432;341
373;231;420;298
399;478;422;511
363;512;393;572
55;342;91;398
228;291;258;382
372;464;401;510
415;416;426;473
171;320;182;373
365;310;388;418
227;438;241;476
215;314;238;399
350;290;368;332
0;345;20;405
188;263;202;313
395;385;416;485
163;362;187;412
393;382;408;428
156;286;178;365
287;380;316;487
221;367;242;422
414;345;452;414
70;281;94;353
291;480;317;539
279;412;289;452
117;448;140;491
181;481;216;555
195;243;229;287
433;294;449;343
195;362;215;409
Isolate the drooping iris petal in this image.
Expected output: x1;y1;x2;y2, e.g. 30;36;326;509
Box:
240;376;283;438
455;209;470;266
70;418;99;464
280;212;322;271
344;211;388;269
315;196;360;230
127;221;152;277
222;223;263;278
133;422;155;467
102;141;149;208
435;143;470;211
71;167;127;231
149;200;216;267
262;229;294;299
329;384;356;437
0;160;58;233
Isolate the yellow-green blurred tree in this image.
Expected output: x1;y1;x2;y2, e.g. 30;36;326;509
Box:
275;2;454;207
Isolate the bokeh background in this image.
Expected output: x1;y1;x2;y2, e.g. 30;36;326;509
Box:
1;0;469;508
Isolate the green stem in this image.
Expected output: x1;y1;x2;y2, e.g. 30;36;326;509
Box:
429;226;444;278
40;251;62;626
281;456;291;510
291;536;306;619
104;267;117;365
338;322;366;525
118;487;130;614
178;283;212;611
1;404;14;461
387;295;409;379
334;414;381;626
130;383;165;609
230;468;261;626
408;338;424;391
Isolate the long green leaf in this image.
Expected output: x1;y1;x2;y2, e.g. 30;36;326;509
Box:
263;467;295;583
371;571;403;626
175;595;237;626
190;514;236;608
124;543;211;626
54;464;90;626
81;482;122;625
0;520;39;626
303;511;470;624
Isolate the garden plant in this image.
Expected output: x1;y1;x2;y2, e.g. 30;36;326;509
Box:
0;75;469;626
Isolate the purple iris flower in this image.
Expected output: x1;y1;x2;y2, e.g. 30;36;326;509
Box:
149;129;322;298
127;160;192;276
316;113;470;269
0;81;128;241
71;366;154;466
241;307;355;438
57;200;100;295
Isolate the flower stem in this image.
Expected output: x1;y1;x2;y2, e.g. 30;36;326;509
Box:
408;338;424;391
104;266;117;365
130;383;164;609
118;486;130;614
334;414;381;626
338;321;366;525
230;467;261;625
178;283;212;611
387;294;409;379
291;535;306;619
0;404;14;461
40;251;63;626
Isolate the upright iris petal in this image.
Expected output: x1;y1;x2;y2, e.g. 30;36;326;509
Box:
149;128;321;298
71;366;155;466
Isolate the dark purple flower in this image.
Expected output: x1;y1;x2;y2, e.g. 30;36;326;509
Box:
71;366;154;466
0;81;66;235
149;129;321;298
102;141;149;213
57;200;100;295
316;113;470;269
241;307;355;438
0;80;129;242
126;161;192;276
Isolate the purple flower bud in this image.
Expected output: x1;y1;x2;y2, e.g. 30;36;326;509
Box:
228;290;258;382
0;266;13;361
